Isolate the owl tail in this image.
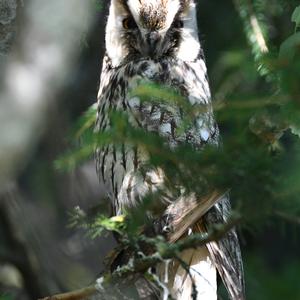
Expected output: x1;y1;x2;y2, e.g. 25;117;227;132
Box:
168;247;217;300
158;228;217;300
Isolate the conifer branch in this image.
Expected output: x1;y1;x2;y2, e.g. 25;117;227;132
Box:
233;0;271;77
39;216;240;300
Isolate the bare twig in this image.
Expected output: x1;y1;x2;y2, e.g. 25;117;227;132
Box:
39;285;97;300
274;210;300;226
174;255;197;300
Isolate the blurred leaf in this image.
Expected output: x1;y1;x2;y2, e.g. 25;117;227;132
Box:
279;32;300;60
74;104;97;139
290;125;300;137
291;5;300;29
246;255;300;300
0;295;13;300
91;0;103;11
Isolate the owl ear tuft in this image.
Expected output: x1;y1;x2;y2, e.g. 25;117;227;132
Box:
111;0;131;15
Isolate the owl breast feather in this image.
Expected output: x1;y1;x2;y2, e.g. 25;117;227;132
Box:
96;57;218;213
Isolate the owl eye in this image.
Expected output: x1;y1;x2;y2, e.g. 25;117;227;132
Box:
173;19;184;29
122;17;137;30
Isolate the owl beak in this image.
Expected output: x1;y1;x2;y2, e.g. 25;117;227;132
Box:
145;31;161;57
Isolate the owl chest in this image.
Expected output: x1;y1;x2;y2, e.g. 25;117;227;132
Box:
96;69;175;209
96;59;218;211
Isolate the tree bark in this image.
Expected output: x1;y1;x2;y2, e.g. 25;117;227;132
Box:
0;183;49;299
0;0;94;189
0;0;19;56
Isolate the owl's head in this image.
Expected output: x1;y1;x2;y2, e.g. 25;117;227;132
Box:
105;0;201;67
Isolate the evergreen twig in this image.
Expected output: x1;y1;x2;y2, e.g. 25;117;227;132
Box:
39;216;240;300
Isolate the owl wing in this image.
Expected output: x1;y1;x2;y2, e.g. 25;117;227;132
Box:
205;194;245;300
182;60;245;299
126;58;245;299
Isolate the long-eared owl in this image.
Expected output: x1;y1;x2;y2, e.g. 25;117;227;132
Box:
95;1;245;299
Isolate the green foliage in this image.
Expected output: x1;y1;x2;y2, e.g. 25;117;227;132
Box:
246;255;300;300
68;207;126;237
279;32;300;60
0;295;13;300
91;0;103;11
55;105;97;171
291;5;300;30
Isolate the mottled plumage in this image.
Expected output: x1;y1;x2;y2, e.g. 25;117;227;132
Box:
95;1;245;299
